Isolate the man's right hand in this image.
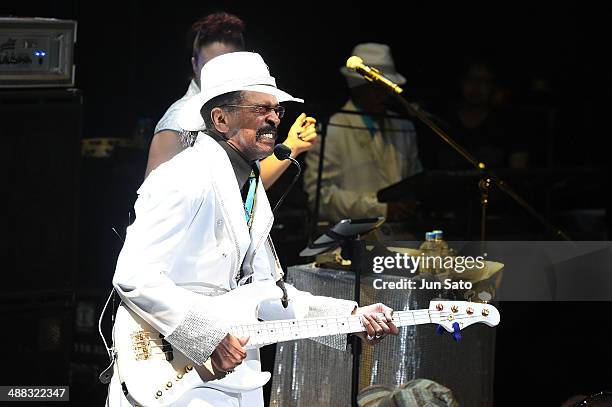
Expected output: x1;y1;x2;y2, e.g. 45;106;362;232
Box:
210;334;249;374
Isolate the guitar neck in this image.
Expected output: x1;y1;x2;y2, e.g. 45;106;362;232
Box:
229;310;433;349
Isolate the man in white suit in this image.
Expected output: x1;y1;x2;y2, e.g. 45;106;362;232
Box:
107;52;398;406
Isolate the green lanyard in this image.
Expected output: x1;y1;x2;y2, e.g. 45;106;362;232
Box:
355;106;378;138
243;170;257;229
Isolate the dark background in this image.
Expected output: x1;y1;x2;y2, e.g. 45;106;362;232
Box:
2;1;610;406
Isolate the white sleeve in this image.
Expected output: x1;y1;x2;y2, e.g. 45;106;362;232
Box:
288;285;357;350
304;123;387;221
112;176;227;365
253;248;357;352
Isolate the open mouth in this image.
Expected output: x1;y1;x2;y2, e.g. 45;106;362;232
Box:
256;126;277;143
257;132;276;142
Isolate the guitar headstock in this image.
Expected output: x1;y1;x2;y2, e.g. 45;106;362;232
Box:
428;300;500;333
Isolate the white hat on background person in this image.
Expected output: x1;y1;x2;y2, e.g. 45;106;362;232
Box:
340;42;406;88
178;51;303;131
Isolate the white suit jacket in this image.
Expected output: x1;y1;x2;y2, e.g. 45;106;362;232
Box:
108;133;356;406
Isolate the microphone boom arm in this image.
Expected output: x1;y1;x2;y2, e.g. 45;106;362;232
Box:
345;57;572;241
272;156;301;213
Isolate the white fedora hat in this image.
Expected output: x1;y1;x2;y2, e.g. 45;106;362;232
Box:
178;52;303;131
340;42;406;88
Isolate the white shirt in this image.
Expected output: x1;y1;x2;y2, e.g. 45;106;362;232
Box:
155;79;200;135
304;99;422;221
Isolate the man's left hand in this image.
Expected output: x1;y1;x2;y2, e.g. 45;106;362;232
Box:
353;303;400;345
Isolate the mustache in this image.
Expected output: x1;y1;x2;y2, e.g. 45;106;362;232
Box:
255;124;277;140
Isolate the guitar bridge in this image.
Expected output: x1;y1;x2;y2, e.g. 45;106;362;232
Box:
131;330;152;360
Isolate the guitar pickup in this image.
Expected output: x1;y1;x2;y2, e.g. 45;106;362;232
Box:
159;334;174;361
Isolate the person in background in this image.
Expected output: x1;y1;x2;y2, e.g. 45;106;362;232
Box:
433;58;516;170
304;42;422;228
146;12;317;188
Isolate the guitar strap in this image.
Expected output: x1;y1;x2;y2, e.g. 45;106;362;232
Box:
238;168;289;307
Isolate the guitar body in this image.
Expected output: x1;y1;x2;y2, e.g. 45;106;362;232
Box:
113;282;287;406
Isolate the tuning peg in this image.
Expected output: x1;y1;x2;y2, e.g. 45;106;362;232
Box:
436;324;446;335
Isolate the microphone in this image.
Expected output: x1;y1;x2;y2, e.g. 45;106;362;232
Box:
272;144;301;213
346;56;404;94
273;143;291;160
271;143;301;308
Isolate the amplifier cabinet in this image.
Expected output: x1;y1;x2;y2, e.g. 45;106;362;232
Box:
0;17;76;88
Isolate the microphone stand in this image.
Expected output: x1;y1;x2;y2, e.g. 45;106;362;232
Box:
311;116;328;241
348;237;365;407
272;156;301;213
347;54;572;241
393;98;572;242
271;144;302;307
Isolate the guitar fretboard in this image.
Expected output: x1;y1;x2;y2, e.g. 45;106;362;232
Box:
229;310;440;349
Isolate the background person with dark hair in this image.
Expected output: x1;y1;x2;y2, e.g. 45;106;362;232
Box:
145;11;318;187
430;58;514;170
